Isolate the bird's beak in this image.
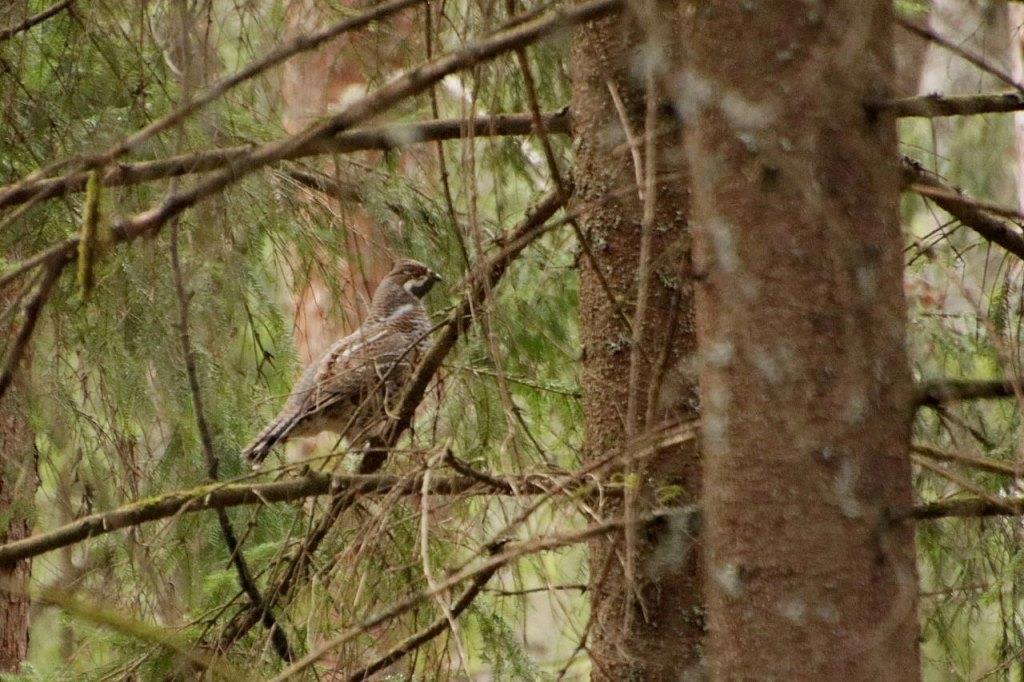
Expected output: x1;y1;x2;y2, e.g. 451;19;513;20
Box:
430;270;443;284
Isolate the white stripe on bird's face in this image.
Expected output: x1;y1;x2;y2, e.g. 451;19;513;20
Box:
404;273;438;298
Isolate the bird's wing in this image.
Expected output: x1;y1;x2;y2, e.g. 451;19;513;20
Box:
289;326;387;413
242;323;423;465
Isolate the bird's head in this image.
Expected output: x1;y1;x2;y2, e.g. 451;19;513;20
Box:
385;258;441;299
370;259;442;319
386;258;442;299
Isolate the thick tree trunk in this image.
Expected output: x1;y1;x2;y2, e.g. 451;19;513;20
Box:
572;7;703;679
0;292;36;672
682;1;920;679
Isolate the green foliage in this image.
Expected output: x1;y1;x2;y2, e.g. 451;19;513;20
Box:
2;0;585;677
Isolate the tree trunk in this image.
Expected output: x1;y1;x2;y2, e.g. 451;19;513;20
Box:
682;1;920;678
0;290;37;672
572;7;703;679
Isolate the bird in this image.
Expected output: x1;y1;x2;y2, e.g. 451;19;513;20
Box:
242;258;441;468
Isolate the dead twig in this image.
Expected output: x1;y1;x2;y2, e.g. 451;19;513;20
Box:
0;111;571;212
916;377;1024;407
169;221;292;662
911;443;1023;479
268;511;671;681
0;0;424;206
0;0;73;43
901;157;1024;263
345;548;502;681
881;91;1024;118
0;261;62;402
897;17;1024;92
0;471;577;567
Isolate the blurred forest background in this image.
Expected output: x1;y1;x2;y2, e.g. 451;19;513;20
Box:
4;0;1024;679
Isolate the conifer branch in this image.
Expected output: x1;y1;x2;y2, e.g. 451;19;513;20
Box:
0;0;608;295
218;189;569;649
0;111;570;210
21;0;612;260
268;512;668;681
345;549;501;681
169;222;292;662
0;0;73;43
896;16;1024;92
0;472;575;567
0;261;62;402
0;0;424;205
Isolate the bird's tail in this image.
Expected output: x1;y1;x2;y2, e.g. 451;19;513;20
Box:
241;415;297;468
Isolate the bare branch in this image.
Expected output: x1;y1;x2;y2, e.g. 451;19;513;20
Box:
907;182;1024;222
0;472;576;567
912;444;1024;479
907;497;1024;520
0;261;62;401
0;109;570;210
346;555;500;681
896;16;1024;92
883;91;1024;118
916;377;1023;407
0;0;73;43
901;157;1024;262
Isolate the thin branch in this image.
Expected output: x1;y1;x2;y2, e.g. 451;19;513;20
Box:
907;182;1024;222
0;472;576;567
443;450;509;490
345;553;500;681
1;0;614;290
913;455;1019;515
901;157;1024;263
907;497;1024;520
0;111;571;211
882;91;1024;118
268;511;669;681
916;377;1023;407
896;16;1024;92
485;583;587;596
0;261;62;401
0;0;423;204
169;222;292;662
0;0;73;43
912;443;1024;478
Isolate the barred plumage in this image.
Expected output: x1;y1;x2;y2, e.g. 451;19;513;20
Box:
242;259;440;467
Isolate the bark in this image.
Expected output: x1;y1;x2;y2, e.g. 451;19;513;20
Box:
0;3;41;672
682;2;920;679
572;5;702;679
0;290;37;672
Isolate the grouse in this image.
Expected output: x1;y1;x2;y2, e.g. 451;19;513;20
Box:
242;258;441;467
